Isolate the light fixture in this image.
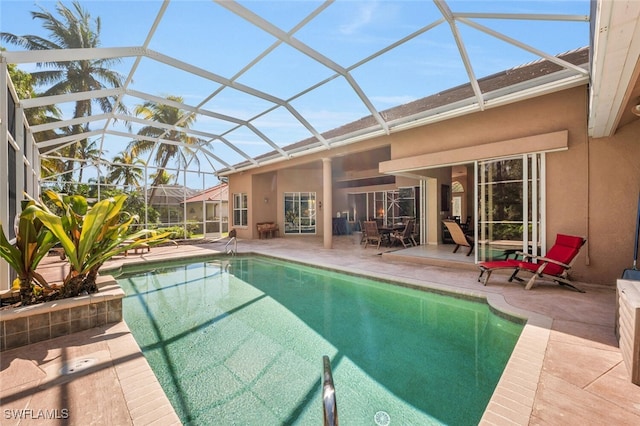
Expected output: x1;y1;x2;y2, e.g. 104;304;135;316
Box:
632;103;640;117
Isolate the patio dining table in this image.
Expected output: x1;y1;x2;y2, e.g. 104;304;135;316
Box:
378;224;406;246
483;239;541;259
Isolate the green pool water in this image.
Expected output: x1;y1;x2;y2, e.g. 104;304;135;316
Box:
115;256;523;425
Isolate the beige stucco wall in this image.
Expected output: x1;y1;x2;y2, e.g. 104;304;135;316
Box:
252;171;278;227
227;84;640;285
586;120;640;284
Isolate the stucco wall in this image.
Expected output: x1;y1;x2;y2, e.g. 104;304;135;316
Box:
252;171;278;228
586;120;640;284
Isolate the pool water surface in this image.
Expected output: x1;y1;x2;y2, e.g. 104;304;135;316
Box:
115;256;523;425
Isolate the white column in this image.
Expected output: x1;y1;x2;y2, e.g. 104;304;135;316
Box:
323;158;333;249
1;61;10;289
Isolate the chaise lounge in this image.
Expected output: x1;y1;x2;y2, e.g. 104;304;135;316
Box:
477;233;586;292
442;219;474;256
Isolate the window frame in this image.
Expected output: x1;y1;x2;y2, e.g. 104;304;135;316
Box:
233;192;248;227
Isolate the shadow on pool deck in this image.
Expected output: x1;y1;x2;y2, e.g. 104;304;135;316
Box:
2;235;640;424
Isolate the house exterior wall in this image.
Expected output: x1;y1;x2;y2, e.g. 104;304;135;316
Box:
226;84;640;286
252;171;278;229
587;120;640;284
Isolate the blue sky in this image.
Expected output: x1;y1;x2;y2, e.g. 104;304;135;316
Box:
1;0;590;188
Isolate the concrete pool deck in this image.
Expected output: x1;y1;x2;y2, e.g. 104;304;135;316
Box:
2;235;640;424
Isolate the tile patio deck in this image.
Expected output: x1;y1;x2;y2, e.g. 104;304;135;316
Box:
2;235;640;425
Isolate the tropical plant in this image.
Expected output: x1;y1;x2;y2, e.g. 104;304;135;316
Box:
107;150;146;191
0;200;60;304
127;96;201;203
29;190;170;297
0;1;127;189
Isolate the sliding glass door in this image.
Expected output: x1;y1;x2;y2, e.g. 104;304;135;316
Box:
284;192;316;234
477;154;545;261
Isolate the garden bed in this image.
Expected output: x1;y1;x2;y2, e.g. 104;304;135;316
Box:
0;275;124;351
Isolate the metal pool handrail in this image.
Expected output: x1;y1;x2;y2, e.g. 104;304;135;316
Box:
322;355;338;426
225;236;237;255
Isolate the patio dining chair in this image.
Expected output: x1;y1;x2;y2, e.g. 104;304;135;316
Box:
391;219;417;248
363;221;382;250
359;220;367;244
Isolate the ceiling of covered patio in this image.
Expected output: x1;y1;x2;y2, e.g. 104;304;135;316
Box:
1;0;638;182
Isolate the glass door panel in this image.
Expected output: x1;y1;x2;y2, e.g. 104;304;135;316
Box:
477;154;544;261
284;192;316;234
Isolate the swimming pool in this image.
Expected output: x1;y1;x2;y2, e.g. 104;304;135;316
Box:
115;255;523;425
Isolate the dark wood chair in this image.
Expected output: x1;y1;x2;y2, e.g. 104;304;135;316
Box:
363;221;382;250
391;219;417;247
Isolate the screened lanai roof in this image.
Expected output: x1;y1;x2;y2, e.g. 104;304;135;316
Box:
1;0;638;181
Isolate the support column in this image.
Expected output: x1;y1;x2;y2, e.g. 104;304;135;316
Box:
322;158;333;249
1;60;10;290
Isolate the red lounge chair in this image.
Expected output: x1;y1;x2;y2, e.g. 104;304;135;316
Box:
477;234;586;292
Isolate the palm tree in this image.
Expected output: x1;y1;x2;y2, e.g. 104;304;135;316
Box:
127;96;201;202
73;139;102;183
40;155;65;176
107;151;145;191
149;170;175;186
0;1;126;189
5;49;62;140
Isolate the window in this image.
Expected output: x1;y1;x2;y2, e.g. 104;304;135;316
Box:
284;192;316;234
233;193;248;227
347;188;416;227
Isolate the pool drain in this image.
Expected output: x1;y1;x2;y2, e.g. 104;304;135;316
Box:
60;358;97;375
374;410;390;426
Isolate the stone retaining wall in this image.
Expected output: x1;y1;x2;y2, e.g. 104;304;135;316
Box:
0;276;124;351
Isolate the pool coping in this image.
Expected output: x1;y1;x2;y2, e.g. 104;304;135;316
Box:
106;250;551;425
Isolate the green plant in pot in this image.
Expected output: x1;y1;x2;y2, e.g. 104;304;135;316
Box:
30;190;171;298
0;200;60;304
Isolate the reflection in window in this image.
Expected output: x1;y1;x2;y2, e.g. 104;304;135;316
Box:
477;154;543;261
284;192;316;234
347;187;416;227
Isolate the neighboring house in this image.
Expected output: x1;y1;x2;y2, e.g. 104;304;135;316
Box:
149;184;199;227
182;182;229;237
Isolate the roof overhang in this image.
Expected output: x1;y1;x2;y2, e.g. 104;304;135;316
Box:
588;0;640;138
